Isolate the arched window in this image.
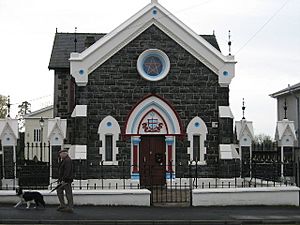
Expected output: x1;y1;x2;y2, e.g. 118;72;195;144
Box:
98;116;120;165
187;117;208;164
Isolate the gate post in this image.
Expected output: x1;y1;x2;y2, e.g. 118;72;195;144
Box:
0;117;19;189
47;117;67;184
275;118;297;181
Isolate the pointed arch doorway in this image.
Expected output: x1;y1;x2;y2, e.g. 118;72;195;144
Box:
124;95;183;185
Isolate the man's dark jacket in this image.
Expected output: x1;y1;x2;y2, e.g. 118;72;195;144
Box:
58;155;73;183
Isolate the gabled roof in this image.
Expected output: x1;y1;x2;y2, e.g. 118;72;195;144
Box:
48;33;220;70
49;33;106;69
69;1;236;86
270;82;300;98
24;105;53;118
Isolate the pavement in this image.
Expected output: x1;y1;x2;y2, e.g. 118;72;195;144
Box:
1;204;300;225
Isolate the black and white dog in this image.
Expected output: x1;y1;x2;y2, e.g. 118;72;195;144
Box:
14;188;46;209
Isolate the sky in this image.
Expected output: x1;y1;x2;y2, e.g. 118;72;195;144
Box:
0;0;299;137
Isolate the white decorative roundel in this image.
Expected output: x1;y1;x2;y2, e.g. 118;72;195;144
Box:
137;49;170;81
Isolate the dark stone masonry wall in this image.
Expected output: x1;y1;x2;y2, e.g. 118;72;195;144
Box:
219;118;234;144
54;69;76;143
56;25;233;178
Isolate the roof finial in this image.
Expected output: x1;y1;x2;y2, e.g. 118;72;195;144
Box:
213;30;215;36
228;30;232;56
74;27;78;52
283;98;287;119
242;98;246;120
151;0;158;3
6;95;11;118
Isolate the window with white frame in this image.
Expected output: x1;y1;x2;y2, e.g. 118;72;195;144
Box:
187;117;208;164
98;116;120;165
34;129;41;142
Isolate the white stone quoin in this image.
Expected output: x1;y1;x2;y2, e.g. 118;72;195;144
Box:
219;144;239;160
71;105;87;117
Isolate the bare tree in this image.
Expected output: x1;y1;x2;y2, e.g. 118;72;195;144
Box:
17;101;31;131
254;134;273;145
253;133;276;151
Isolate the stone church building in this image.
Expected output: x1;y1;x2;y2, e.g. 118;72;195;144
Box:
49;0;237;185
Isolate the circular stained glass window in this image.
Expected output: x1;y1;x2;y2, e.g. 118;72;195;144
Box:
143;56;163;76
137;49;170;81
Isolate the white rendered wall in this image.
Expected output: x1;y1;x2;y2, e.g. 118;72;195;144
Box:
0;189;151;206
192;186;299;206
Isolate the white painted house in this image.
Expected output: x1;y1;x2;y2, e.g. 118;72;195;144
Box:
24;105;53;161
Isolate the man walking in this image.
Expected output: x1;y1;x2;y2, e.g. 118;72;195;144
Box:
56;148;74;212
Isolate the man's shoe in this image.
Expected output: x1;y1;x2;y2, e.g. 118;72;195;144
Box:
56;206;66;211
60;207;73;213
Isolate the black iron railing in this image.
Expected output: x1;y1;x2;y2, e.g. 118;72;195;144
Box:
0;159;297;190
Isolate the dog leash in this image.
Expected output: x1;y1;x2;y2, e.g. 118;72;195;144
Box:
49;182;68;193
49;180;58;185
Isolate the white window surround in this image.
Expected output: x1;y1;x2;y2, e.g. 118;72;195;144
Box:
187;117;207;164
98;116;120;165
137;49;170;81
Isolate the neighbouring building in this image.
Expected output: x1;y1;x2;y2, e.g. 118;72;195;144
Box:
48;0;237;185
270;82;300;147
24;106;53;161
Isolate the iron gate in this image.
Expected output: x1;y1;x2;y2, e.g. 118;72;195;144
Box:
150;183;191;206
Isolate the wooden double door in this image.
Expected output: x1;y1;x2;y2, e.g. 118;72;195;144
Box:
139;135;166;186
